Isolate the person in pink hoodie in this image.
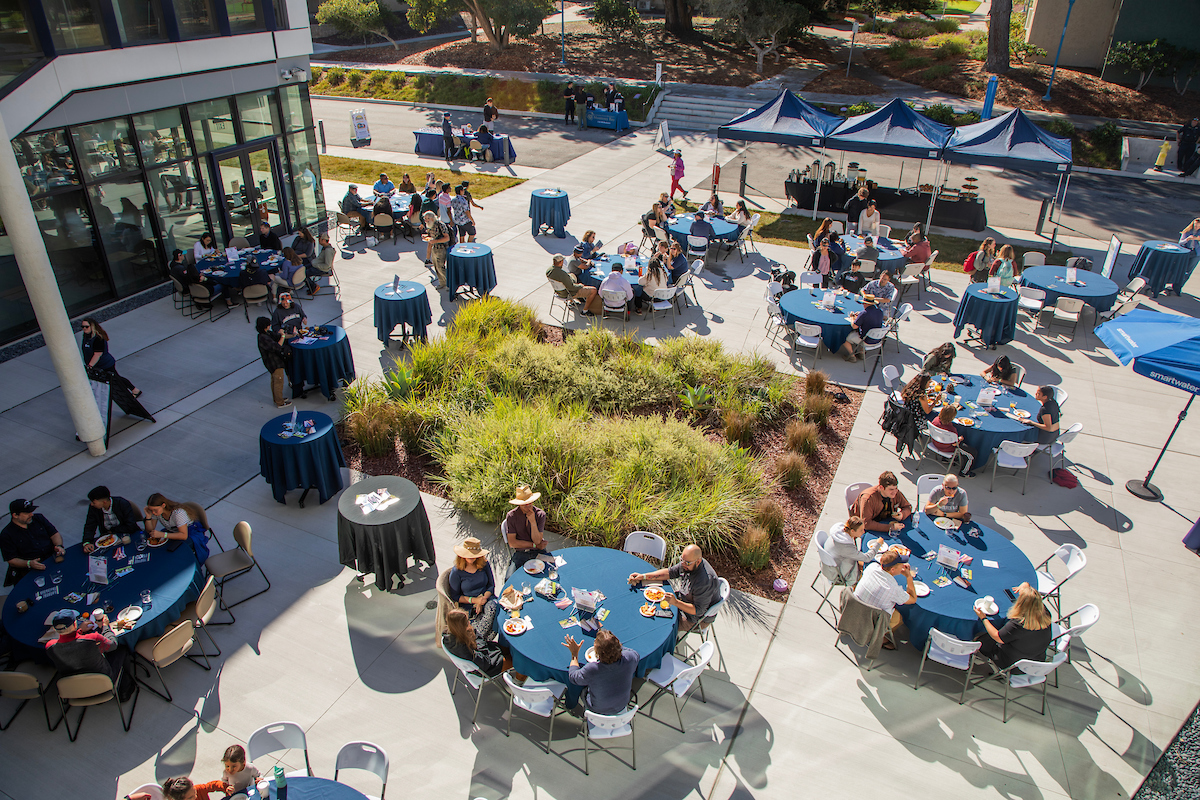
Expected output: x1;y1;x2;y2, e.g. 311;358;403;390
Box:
669;150;687;199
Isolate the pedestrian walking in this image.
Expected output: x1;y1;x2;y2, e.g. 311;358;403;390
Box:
80;318;141;398
442;112;456;163
575;83;589;131
1178;118;1200;172
669;150;687;200
563;81;576;124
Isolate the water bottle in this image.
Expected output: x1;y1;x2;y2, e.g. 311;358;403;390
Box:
275;766;287;800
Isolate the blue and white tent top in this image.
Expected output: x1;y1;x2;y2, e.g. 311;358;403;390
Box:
716;89;842;147
944;108;1072;172
825;98;953;159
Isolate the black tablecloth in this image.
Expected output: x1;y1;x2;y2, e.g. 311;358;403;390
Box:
259;411;345;504
784;180;987;231
336;475;435;590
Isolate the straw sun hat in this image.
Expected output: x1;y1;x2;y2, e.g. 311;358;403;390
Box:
509;485;541;506
453;537;488;560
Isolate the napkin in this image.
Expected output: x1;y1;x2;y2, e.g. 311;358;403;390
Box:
522;615;534;630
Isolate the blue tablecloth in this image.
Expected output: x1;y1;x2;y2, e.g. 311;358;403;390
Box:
953;284;1019;347
860;514;1037;648
1128;240;1197;297
778;287;865;352
529;189;571;237
580;253;648;299
1;540;202;650
928;374;1041;469
586;108;630;131
839;235;907;275
499;546;679;708
412;128;516;162
666;213;741;246
446;243;498;297
287;326;355;400
374;281;432;344
248;776;368;800
259;411;345;505
198;249;282;287
1019;266;1119;313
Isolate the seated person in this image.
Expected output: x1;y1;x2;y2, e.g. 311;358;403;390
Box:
900;372;934;432
168;249;189;287
658;192;677;218
192;745;262;800
902;232;932;265
258;220;282;252
700;193;725;218
579;230;602;260
862;270;896;308
852;471;913;533
689;211;715;240
906;222;925;247
828;515;884;582
637;257;671;312
82;486;141;553
143;493;210;565
371;196;392;223
373;172;395;197
826;232;847;263
668;242;690;283
311;233;336;277
564;629;639;714
505;484;551;570
728;200;752;227
627;544;719;631
853;550;918;643
292;228;317;265
476;125;495;150
182;257;236;308
981;354;1019;386
644;203;668;236
269;248;306;301
598;261;635;318
923;473;970;520
855;235;880;266
397;173;417;194
568;244;593;274
45;609;133;697
837;297;886;363
1;499;63;586
1023;385;1061;445
270;292;306;334
341;184;371;227
547;254;601;314
974;582;1053;671
194;232;218;262
922;342;956;375
448;537;499;640
443;607;507;677
929;407;977;477
238;261;272;294
858;200;881;237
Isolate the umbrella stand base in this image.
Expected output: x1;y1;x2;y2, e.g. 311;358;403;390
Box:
1126;479;1164;502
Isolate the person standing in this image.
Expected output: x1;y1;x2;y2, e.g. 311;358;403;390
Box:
423;211;451;290
256;316;291;408
1;499;64;586
563;81;576;124
483;97;499;130
450;184;476;243
442;112;456;163
669;150;686;200
80;317;140;397
575;83;589;130
1177;117;1200;172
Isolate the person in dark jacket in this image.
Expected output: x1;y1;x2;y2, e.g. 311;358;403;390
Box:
975;582;1054;672
442;607;507;678
1;498;63;586
80;317;140;395
563;81;576;124
258;220;282;251
82;486;142;552
46;609;134;700
256;316;292;408
843;186;870;231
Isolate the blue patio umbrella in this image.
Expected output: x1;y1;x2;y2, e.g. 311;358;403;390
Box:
1095;309;1200;501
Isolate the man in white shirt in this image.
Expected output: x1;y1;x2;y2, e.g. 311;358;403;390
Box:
853;550;917;642
862;270;897;316
598;262;634;321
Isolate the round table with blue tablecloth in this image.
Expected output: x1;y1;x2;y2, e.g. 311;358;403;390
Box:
860;514;1037;649
1128;240;1198;297
499;546;679;708
953;283;1019;347
840;235;907;275
580;253;648;299
666;213;741;247
778;287;865;353
926;373;1041;469
247;776;368;800
412;127;516;162
287;325;355;401
529;189;571;238
1;539;202;650
446;243;498;298
1019;266;1119;313
259;411;345;506
374;281;432;345
198;248;283;287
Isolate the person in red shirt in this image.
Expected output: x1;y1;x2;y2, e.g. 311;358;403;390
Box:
902;232;932;265
930;406;977;477
45;609;135;699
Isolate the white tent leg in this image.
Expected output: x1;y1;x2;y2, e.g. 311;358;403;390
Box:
924;161;942;231
812;146;828;219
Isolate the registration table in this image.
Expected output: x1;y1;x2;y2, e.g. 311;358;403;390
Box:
499;546;679;708
926;373;1041;469
580;253;649;299
446;243;498;298
779;287;865;353
586;108;630;130
666;213;741;247
1019;266;1119;313
859;514;1037;648
287;325;355;401
953;283;1019;348
198;248;283;287
840;235;907;275
412;127;516;163
2;539;202;650
529;189;571;238
337;475;435;590
1128;240;1198;297
247;776;368;800
374;281;432;345
259;411;345;506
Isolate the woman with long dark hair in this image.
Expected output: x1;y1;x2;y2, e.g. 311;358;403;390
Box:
143;493;210;565
80;318;140;397
442;607;507;677
900;372;933;431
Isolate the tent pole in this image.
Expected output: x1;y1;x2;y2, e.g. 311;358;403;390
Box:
897;162;904;191
1049;172;1072;254
1127;394;1193;502
812;146;828;220
1047;173;1064;235
916;161;923;188
924;160;941;231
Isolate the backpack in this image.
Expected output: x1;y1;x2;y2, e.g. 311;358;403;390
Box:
1051;468;1078;488
963;251;978;273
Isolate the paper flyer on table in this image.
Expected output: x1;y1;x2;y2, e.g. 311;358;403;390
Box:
981;559;999;568
88;554;109;584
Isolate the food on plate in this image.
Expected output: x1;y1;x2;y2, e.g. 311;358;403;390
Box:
956;417;975;427
503;618;526;635
643;587;665;602
640;603;656;616
95;534;118;548
524;559;546;574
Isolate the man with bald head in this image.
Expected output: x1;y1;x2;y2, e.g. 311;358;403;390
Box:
628;543;720;631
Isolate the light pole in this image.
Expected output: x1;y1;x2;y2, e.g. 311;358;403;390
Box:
561;0;566;65
1043;0;1076;101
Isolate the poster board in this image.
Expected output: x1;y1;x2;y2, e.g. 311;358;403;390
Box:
1101;234;1121;279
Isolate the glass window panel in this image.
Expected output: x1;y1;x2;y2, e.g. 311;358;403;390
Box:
279;85;313;133
224;0;264;33
71;119;139;182
133;108;192;166
42;0;107;51
32;190;111;314
0;0;43;94
13;130;79;195
87;179;161;297
112;0;164;43
270;0;286;28
188;98;236;153
175;0;217;37
287;130;324;228
0;215;38;344
236;91;280;143
148;161;213;255
246;147;280;231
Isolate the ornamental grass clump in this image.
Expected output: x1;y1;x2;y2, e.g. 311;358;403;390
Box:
738;525;772;571
785;419;820;455
776;451;810;490
804;370;827;397
804;394;835;427
754;498;786;539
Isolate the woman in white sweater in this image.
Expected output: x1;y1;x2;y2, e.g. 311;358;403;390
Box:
193;231;217;262
858;200;881;238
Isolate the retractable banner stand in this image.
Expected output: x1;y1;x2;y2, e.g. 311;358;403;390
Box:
87;367;155;447
654;121;672;152
1101;235;1122;279
351;108;371;148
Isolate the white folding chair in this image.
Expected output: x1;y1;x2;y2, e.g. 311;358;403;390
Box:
445;649;508;725
990;440;1040;494
1050;603;1100;666
599;289;628;333
728;222;753;262
921;249;939;289
1047;385;1068;407
1017;286;1046;329
582;704;638;774
686;234;709;262
860;327;887;374
672;271;698;310
1118;276;1146;302
1045;422;1083;477
887;303;912;352
248;721;313;777
687;259;704;303
1021;251;1046;267
133;619;207;701
881;364;900;396
765;295;788;344
503;674;569;753
810;530;850;620
677;578;730;661
877;224;891;240
334;741;389;799
921;426;964;473
1010;362;1026;388
1096;297;1140;323
856;259;876;275
914;628;983;703
915;473;948;520
799;271;822;287
899;261;923;299
639;641;714;732
623;531;667;564
1047;297;1084;339
792;322;822;368
1035;543;1087;617
829;221;844;235
647;286;678;329
845;482;871;512
970;653;1068;722
547;278;578;322
56;671;138;741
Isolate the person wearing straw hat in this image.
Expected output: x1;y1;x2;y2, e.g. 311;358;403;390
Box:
505;485;551;572
449;537;499;640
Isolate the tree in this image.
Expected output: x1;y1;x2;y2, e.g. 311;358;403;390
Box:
984;0;1010;74
316;0;399;49
664;0;693;37
706;0;808;73
407;0;554;51
1105;40;1170;91
593;0;645;42
1160;42;1200;96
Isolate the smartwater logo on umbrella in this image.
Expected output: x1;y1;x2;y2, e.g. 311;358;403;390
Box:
1149;371;1200;395
1117;328;1137;348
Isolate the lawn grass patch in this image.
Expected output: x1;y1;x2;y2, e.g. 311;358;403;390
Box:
317;156;525;198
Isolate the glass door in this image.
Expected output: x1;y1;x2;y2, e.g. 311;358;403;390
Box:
209;140;287;244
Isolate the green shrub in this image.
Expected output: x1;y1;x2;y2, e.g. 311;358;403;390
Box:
593;0;644;40
955;111;982;125
368;69;389;86
844;101;878;116
886;41;915;60
776;452;809;490
934;38;967;59
679;383;715;416
934;18;960;33
389;72;405;90
968;36;988;60
325;66;345;86
738;525;772;571
888;16;936;39
310;66;324;83
341;378;401;458
346;70;364;88
922;103;957;125
754;498;786;538
900;56;932;70
784;419;820;456
1043;118;1075;138
804;394;835;426
1092;121;1122;149
923;63;955;80
804;370;827;397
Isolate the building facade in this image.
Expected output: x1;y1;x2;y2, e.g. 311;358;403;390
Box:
0;0;325;347
1025;0;1200;72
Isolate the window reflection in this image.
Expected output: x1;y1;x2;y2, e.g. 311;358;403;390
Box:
236;91;280;142
188;98;237;153
288;130;323;228
148;161;211;255
0;0;43;93
133;109;193;166
32;190;111;314
71;119;139;182
225;0;264;33
112;0;165;43
14;131;80;195
42;0;107;51
175;0;218;38
88;180;161;296
279;85;314;133
0;214;37;343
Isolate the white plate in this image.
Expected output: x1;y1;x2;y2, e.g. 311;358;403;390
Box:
524;560;545;574
934;516;957;529
974;598;999;615
585;646;598;663
955;417;975;427
503;618;527;636
94;535;118;549
642;586;666;602
914;581;930;597
118;606;143;622
147;538;168;548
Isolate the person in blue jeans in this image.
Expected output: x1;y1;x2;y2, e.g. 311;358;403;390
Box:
564;628;639;714
839;297;886;363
